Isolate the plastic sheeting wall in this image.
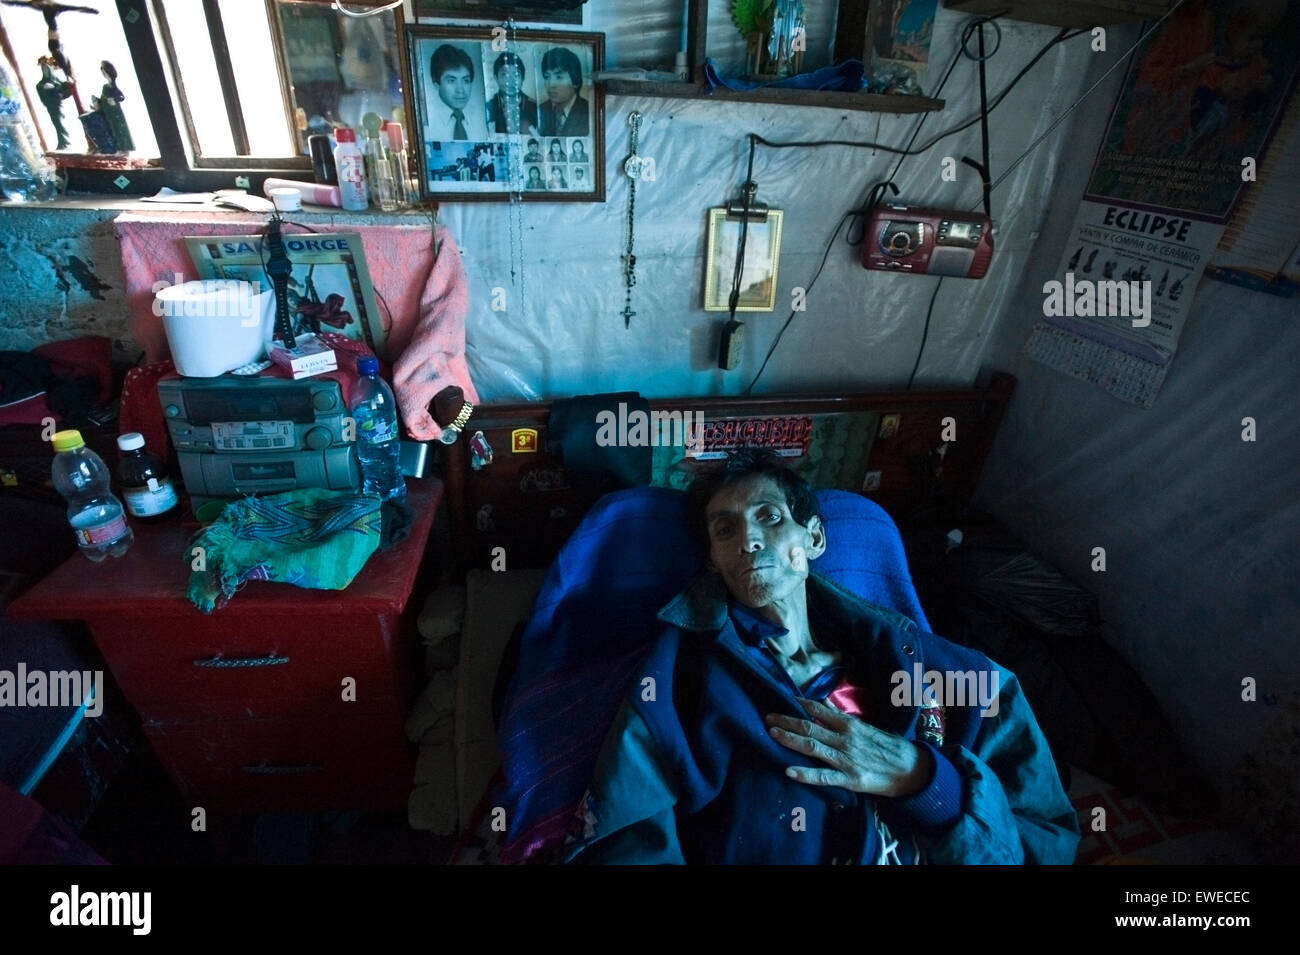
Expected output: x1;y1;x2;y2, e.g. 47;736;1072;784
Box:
445;9;1096;401
973;26;1300;849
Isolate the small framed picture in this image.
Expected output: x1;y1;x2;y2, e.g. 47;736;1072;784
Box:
703;208;785;311
185;233;388;359
403;24;604;202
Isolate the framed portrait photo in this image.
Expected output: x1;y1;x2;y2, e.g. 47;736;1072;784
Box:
703;209;785;312
403;24;604;202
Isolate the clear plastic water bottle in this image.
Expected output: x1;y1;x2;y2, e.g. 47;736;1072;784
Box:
350;356;406;502
50;430;134;561
0;60;59;203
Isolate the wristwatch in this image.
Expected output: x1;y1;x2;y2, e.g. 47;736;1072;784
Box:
265;216;295;349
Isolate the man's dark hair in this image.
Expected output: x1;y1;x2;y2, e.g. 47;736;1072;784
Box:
431;44;474;83
688;448;821;546
540;47;582;88
493;51;525;81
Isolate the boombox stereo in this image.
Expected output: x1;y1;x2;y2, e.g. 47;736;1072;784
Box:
158;376;360;505
861;205;993;279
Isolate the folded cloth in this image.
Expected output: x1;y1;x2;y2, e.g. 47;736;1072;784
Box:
186;488;382;613
703;57;866;92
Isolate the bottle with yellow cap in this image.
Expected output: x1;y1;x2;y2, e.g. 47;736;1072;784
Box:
50;429;134;561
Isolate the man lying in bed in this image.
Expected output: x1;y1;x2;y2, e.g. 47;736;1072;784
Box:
564;450;1080;864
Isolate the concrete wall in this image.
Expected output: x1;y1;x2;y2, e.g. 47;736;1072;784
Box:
0;204;131;356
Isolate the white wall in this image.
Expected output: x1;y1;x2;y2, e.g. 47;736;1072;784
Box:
972;25;1300;855
434;10;1103;401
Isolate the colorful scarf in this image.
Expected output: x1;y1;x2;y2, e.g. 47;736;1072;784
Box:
186;488;382;613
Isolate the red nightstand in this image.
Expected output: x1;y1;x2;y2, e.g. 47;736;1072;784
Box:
8;478;442;813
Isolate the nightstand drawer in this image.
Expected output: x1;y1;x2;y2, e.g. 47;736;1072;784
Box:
134;691;402;723
91;617;404;708
144;713;412;811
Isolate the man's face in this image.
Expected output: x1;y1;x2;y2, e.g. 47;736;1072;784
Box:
543;67;577;108
436;66;473;111
705;474;825;611
496;63;522;96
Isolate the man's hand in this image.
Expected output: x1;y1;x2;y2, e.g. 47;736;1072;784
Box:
765;698;933;798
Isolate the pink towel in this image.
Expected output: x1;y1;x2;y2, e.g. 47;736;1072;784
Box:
114;211;477;441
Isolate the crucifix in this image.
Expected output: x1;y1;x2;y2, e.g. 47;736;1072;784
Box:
4;1;98;107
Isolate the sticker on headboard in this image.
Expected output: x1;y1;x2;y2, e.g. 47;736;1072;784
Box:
685;417;814;460
511;428;538;453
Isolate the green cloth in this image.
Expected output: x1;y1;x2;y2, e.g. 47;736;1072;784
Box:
187;488;382;613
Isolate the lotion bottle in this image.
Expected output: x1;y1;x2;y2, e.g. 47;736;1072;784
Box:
333;127;368;212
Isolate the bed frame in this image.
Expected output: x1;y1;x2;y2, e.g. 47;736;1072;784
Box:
442;373;1016;570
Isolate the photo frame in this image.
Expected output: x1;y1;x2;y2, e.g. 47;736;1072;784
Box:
185;233;388;360
414;1;584;26
403;24;604;202
703;209;785;312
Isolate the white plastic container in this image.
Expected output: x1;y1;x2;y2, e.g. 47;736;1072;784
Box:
333;127;368;212
155;279;274;377
268;186;302;211
262;177;342;208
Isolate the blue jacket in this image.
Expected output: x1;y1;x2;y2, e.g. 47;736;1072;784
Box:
565;572;1080;865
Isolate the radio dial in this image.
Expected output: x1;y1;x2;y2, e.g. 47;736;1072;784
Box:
304;426;331;451
165;404;181;417
313;391;336;412
880;220;925;258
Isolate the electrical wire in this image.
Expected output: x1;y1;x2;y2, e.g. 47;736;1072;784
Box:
986;0;1187;196
751;23;1082;160
744;211;853;394
726;137;760;318
846;17;980;245
256;216;397;343
333;0;404;18
742;4;1183;392
906;277;944;389
745;17;997;392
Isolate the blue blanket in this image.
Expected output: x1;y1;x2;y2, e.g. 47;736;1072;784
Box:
492;487;929;863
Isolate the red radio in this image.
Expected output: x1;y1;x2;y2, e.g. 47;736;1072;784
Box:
861;205;994;279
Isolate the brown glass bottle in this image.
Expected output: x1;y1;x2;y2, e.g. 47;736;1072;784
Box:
116;432;178;520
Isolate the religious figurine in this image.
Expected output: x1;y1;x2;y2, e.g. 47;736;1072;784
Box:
92;60;132;152
5;1;100;149
34;52;73;148
765;0;805;78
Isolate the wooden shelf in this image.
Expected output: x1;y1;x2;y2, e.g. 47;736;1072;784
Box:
601;80;944;114
642;0;944;116
943;0;1172;28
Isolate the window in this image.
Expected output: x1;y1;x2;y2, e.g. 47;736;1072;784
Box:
1;0;406;194
1;0;158;158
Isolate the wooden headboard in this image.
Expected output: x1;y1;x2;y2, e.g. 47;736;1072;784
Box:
442;373;1015;570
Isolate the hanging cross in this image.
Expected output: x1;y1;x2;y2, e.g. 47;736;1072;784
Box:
2;0;99;113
